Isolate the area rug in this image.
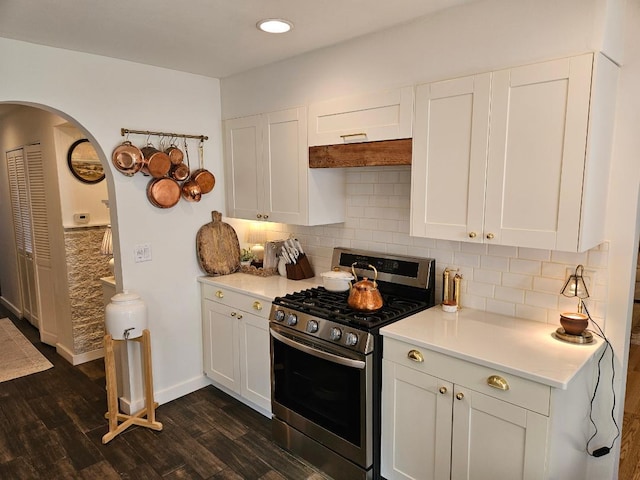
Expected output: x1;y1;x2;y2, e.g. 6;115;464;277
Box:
0;318;53;382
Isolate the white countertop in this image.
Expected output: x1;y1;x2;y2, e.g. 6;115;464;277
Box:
380;306;604;389
198;273;321;301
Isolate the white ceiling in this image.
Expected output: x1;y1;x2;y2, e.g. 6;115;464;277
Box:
0;0;475;79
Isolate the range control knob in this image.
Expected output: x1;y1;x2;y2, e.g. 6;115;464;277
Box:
329;327;342;341
274;310;285;322
286;313;298;326
306;320;319;333
345;332;359;347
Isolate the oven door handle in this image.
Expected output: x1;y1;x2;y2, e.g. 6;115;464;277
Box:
270;328;366;370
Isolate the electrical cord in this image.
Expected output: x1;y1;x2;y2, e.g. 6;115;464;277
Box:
581;300;621;457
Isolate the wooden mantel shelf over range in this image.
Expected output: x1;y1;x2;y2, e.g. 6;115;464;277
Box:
308;138;412;168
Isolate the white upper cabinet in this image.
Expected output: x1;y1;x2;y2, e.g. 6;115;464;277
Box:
411;53;618;252
224;106;345;225
308;86;414;146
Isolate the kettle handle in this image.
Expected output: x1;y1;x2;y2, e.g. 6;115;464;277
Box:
351;262;379;286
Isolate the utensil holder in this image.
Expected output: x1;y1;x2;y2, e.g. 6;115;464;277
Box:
286;254;314;280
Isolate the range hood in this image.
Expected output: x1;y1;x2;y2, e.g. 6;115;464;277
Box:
309;138;412;168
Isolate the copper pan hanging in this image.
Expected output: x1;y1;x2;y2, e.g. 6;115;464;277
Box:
164;139;185;166
140;144;171;178
146;177;181;208
111;140;143;176
180;139;202;202
190;139;215;194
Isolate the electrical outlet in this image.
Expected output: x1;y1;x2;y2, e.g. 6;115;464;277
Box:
134;243;152;263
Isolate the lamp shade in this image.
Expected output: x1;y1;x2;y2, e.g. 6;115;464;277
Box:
560;264;590;300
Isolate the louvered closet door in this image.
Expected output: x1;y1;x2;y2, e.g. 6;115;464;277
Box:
6;148;34;323
25;143;56;343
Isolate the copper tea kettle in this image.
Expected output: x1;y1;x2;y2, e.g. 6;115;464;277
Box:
347;263;383;312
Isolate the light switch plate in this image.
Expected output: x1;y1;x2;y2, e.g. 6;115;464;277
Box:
134;243;152;263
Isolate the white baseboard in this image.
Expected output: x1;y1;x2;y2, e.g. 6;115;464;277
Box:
118;374;211;414
56;343;104;365
0;296;21;317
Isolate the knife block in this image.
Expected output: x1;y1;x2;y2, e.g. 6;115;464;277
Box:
286;253;314;280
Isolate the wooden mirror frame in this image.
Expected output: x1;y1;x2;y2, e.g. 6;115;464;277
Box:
67;139;104;184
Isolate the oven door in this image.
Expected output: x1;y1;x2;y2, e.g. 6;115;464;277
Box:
270;323;373;468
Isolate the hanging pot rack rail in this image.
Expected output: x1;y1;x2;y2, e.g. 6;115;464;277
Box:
120;128;208;142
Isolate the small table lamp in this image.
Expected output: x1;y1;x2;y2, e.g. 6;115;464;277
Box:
556;264;593;344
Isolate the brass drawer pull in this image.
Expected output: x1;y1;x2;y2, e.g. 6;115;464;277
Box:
487;375;509;391
486;233;495;240
340;132;367;139
407;349;424;363
253;301;262;311
215;290;224;298
456;392;464;400
439;386;447;394
468;231;477;238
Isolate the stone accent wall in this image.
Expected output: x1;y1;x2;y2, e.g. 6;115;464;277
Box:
64;226;111;354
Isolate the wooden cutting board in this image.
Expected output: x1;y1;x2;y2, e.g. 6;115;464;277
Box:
196;211;241;275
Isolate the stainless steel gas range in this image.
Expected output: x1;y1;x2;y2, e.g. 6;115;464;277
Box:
269;247;436;480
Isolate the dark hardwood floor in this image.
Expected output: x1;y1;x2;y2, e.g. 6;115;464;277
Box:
0;306;331;479
620;341;640;479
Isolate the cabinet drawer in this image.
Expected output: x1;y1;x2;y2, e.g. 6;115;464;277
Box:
384;338;550;416
308;86;414;146
201;284;271;319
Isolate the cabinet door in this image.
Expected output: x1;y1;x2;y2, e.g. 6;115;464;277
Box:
308;86;414;146
263;107;308;224
202;299;240;393
451;386;548;480
411;74;491;242
381;360;453;480
484;54;593;250
238;311;271;412
224;114;263;221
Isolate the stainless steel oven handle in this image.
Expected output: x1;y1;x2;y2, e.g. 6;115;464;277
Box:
270;328;366;370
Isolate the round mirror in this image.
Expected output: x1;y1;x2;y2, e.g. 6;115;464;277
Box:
67;139;104;184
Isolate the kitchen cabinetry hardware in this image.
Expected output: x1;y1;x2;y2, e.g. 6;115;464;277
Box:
216;290;224;298
407;349;424;363
201;282;272;415
456;392;465;400
468;232;477;238
486;233;495;240
487;375;510;391
339;132;367;139
257;214;262;219
120;128;208;142
253;301;262;311
439;386;448;394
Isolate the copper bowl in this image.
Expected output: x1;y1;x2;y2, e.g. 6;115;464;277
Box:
559;313;589;335
111;141;143;176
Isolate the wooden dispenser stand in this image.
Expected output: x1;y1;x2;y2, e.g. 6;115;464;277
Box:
102;329;163;444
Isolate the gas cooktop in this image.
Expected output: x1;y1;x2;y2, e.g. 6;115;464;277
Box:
273;287;430;330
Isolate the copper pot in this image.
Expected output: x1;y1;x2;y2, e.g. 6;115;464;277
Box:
170;162;190;181
146;177;181;208
140;145;171;178
191;168;215;194
181;177;202;202
111;141;143;176
347;263;383;312
164;144;184;165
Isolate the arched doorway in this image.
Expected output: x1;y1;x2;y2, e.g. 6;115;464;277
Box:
0;102;116;365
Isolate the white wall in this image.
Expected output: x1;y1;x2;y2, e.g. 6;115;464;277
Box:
221;0;613;119
0;37;224;403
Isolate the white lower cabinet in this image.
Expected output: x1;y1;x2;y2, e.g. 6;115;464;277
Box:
381;338;549;480
201;283;271;415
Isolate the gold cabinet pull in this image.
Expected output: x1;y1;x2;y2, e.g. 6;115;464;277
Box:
486;233;495;240
439;386;447;394
468;231;477;238
230;312;236;317
257;214;263;219
456;392;464;400
253;301;262;311
340;132;367;139
264;215;269;220
407;349;424;363
487;375;509;391
215;290;224;298
237;314;243;320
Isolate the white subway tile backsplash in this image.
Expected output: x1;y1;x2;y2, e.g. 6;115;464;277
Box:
510;258;542;275
259;171;608;328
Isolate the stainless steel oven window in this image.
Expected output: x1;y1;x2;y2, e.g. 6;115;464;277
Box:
270;325;373;467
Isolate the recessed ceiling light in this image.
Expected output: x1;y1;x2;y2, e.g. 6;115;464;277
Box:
257;18;293;34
